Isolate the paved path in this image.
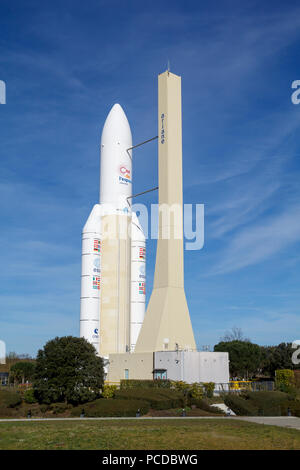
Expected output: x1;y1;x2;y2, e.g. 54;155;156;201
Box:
0;416;300;430
0;417;236;422
233;416;300;431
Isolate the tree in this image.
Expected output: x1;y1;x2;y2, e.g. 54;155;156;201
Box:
10;361;36;384
214;340;262;379
33;336;104;405
261;343;300;377
220;327;250;343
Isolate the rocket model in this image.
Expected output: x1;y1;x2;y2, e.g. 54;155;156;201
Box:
80;104;146;356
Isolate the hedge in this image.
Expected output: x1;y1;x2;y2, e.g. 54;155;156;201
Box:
71;399;149;417
190;398;225;414
280;400;300;417
241;391;290;416
0;390;22;408
115;389;184;409
120;379;171;390
224;391;299;416
224;395;257;416
24;388;38;404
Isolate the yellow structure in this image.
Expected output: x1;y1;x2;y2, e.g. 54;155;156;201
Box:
134;70;196;353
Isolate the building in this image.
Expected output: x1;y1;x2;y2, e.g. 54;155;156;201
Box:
108;350;229;388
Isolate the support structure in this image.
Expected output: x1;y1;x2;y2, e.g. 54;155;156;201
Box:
134;70;196;353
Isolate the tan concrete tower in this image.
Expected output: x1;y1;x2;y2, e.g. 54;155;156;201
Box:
100;214;131;357
135;70;196;353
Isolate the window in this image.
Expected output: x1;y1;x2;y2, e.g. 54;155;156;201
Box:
124;369;129;380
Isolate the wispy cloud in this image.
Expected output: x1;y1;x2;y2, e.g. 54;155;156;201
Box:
211;204;300;274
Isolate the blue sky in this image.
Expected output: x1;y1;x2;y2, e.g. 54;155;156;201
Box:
1;0;300;356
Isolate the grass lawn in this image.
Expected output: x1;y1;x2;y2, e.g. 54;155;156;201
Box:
0;419;300;450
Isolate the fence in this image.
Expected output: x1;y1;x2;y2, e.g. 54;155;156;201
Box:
214;381;274;395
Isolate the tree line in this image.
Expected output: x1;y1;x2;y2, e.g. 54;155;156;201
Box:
214;328;300;379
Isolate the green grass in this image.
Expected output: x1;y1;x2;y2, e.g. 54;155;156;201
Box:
0;419;300;450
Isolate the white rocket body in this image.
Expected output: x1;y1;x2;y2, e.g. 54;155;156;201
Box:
100;104;132;211
80;204;101;351
80;104;146;355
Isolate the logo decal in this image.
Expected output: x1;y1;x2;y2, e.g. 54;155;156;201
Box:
93;239;101;253
93;257;100;274
93;276;100;290
119;165;131;185
139;264;145;279
139;282;145;295
160;113;165;144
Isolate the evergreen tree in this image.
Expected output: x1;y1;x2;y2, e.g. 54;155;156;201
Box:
33;336;104;404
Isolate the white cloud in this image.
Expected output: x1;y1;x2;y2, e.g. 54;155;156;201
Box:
211;204;300;274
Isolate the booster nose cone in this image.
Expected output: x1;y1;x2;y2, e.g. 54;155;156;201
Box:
101;103;132;148
100;103;132;210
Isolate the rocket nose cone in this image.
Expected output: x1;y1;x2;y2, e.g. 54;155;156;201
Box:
101;103;132;146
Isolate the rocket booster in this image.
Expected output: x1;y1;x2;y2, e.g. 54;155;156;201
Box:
80;104;146;355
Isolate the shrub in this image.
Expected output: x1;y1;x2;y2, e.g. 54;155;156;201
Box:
280;400;300;417
50;403;72;414
120;379;171;389
224;395;257;416
0;390;22;408
189;383;204;400
115;389;183;409
294;370;300;389
170;381;190;393
190;398;224;414
102;384;117;399
40;404;51;414
24;388;37;404
224;391;295;416
275;369;295;393
242;391;290;416
0;405;16;417
71;399;149;417
203;382;215;398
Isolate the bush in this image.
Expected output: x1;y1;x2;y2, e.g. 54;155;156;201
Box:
280;400;300;417
242;391;290;416
120;380;171;390
50;403;72;414
0;389;22;408
203;382;215;398
189;383;204;400
190;398;224;414
71;399;149;417
115;389;184;410
294;370;300;389
224;395;257;416
170;381;190;393
0;405;16;417
275;369;295;393
102;384;117;399
24;388;37;404
224;391;295;416
40;404;51;414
